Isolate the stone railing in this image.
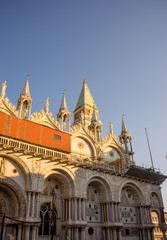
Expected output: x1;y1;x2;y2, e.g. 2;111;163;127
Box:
0;135;127;175
0;135;68;160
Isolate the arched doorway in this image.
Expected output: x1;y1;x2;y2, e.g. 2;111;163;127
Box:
86;178;110;240
39;169;74;240
120;184;141;240
0;183;23;239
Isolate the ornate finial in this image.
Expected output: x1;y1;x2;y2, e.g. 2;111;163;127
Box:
0;81;7;99
45;97;49;114
63;89;66;95
83;77;87;82
110;121;113;136
27;74;30;81
122;114;125;120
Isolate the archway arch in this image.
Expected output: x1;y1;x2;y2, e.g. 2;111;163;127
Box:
71;133;96;158
120;182;145;240
0;176;27;239
0;153;32;190
0;176;26;217
38;167;76;240
85;176;112;240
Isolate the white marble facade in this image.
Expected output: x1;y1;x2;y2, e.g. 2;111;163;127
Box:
0;79;166;240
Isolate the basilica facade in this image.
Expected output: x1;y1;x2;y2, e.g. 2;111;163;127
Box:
0;77;166;240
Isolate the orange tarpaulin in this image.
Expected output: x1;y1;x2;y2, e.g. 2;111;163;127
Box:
0;112;71;153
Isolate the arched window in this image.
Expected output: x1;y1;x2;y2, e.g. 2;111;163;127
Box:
39;202;56;236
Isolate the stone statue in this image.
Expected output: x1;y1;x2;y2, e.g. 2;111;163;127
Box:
45;97;49;114
110;121;113;136
97;146;102;158
0;81;7;99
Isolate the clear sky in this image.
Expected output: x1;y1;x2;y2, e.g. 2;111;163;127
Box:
0;0;167;209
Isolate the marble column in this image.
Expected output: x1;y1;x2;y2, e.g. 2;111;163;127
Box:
17;225;22;240
27;192;31;217
115;203;118;222
31;192;36;217
81;227;85;240
67;227;71;240
139;229;142;239
79;198;81;220
106;203;109;222
74;198;77;220
140;207;143;224
82;199;85;221
69;198;71;220
118;228;122;240
74;227;78;240
66;199;68;220
101;204;104;222
32;225;36;240
142;229;145;240
111;203;115;222
24;225;30;240
63;199;65;220
113;228;117;240
102;228;106;240
36;193;40;217
117;203;121;222
103;204;106;222
36;225;39;240
107;228;110;240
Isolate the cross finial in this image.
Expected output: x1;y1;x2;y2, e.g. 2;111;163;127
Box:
27;74;30;81
83;77;87;82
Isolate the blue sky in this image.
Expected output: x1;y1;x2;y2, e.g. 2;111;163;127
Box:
0;0;167;208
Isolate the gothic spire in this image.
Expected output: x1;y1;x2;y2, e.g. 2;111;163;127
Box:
121;114;128;135
17;74;32;120
21;74;31;97
119;115;134;164
59;89;68;112
91;103;98;123
57;90;70;132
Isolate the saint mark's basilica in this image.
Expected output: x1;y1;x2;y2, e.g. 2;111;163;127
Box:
0;76;166;240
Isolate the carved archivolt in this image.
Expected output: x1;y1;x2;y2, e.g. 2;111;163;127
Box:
0;176;26;217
